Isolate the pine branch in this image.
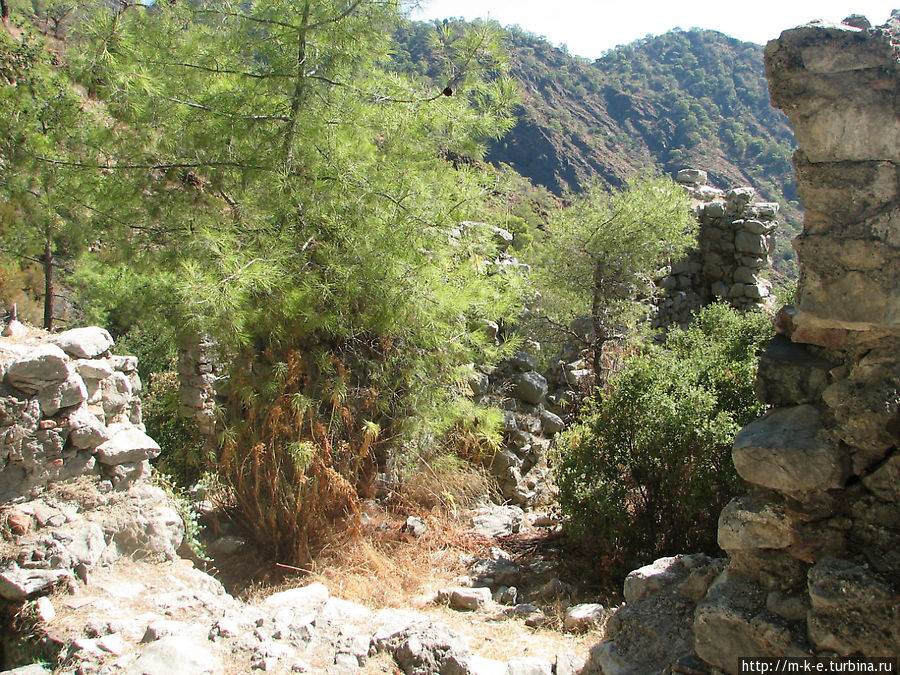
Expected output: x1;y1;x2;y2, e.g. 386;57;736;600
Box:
167;97;290;121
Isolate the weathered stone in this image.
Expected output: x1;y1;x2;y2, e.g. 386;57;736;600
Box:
95;426;161;465
472;557;521;588
471;504;524;538
562;603;605;631
67;407;111;450
74;358;114;381
734;231;768;255
755;335;832;407
506;658;553;675
0;564;71;600
38;373;88;416
732;405;850;492
807;557;900;656
468;372;490;397
5;345;72;394
262;582;329;617
438;586;492;611
595;555;721;675
695;573;811;673
125;636;218;675
538;409;564;435
50;327;113;360
862;452;900;502
513;372;547;405
718;493;793;552
677;169;708;185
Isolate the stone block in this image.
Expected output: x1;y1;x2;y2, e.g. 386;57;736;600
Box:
755;335;832;407
735;231;768;255
51;327;114;359
807;557;900;656
5;345;73;394
694;572;811;673
514;371;548;404
95;426;161;465
732;405;850;492
718;493;793;552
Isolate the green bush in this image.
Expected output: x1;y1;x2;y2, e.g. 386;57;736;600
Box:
142;370;207;488
554;304;772;566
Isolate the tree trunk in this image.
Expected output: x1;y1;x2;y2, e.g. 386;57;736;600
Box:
43;238;54;331
591;260;608;380
1;0;9;25
282;1;311;169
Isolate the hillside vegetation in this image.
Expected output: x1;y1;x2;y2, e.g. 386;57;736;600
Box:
394;23;801;278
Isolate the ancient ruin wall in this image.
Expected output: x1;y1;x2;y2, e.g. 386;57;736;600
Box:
653;169;778;329
0;327;158;503
694;14;900;671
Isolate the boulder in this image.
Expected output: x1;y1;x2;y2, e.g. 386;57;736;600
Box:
563;603;605;631
125;636;218;675
51;327;114;360
0;564;72;601
539;409;564;435
718;493;793;552
732;405;850;492
38;373;87;416
471;504;524;538
694;572;811;673
5;345;72;394
514;372;547;405
807;557;900;656
95;426;161;465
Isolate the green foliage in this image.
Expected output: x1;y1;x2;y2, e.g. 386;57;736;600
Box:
0;21;111;328
554;303;772;566
530;174;695;367
40;0;525;562
142;371;207;487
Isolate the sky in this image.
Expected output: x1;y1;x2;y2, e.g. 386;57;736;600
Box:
408;1;899;59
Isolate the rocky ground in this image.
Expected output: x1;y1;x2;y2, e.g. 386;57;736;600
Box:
0;476;625;675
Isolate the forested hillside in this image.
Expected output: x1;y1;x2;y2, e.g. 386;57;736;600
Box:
393;23;801;278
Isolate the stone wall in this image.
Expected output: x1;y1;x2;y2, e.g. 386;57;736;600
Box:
653;168;778;328
0;326;158;503
694;14;900;671
176;334;223;447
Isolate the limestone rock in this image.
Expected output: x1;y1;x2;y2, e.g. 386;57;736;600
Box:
38;372;88;416
0;564;72;600
862;452;900;502
732;405;850;492
51;327;114;360
513;372;547;405
755;335;832;407
562;603;605;631
506;658;553;675
261;582;330;618
538;409;564;435
694;573;811;673
471;504;524;538
807;557;900;656
718;493;793;552
95;426;161;465
5;345;72;394
440;586;492;611
125;636;218;675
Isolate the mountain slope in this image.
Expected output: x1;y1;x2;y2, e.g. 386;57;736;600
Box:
394;24;801;279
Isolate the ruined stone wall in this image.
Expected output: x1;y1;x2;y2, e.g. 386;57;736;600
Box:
694;14;900;671
177;334;223;447
0;327;158;503
653;169;778;328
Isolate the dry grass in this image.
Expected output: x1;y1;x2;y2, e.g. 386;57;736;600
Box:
304;506;493;609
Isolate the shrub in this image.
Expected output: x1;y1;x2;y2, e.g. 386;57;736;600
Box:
554;304;772;566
